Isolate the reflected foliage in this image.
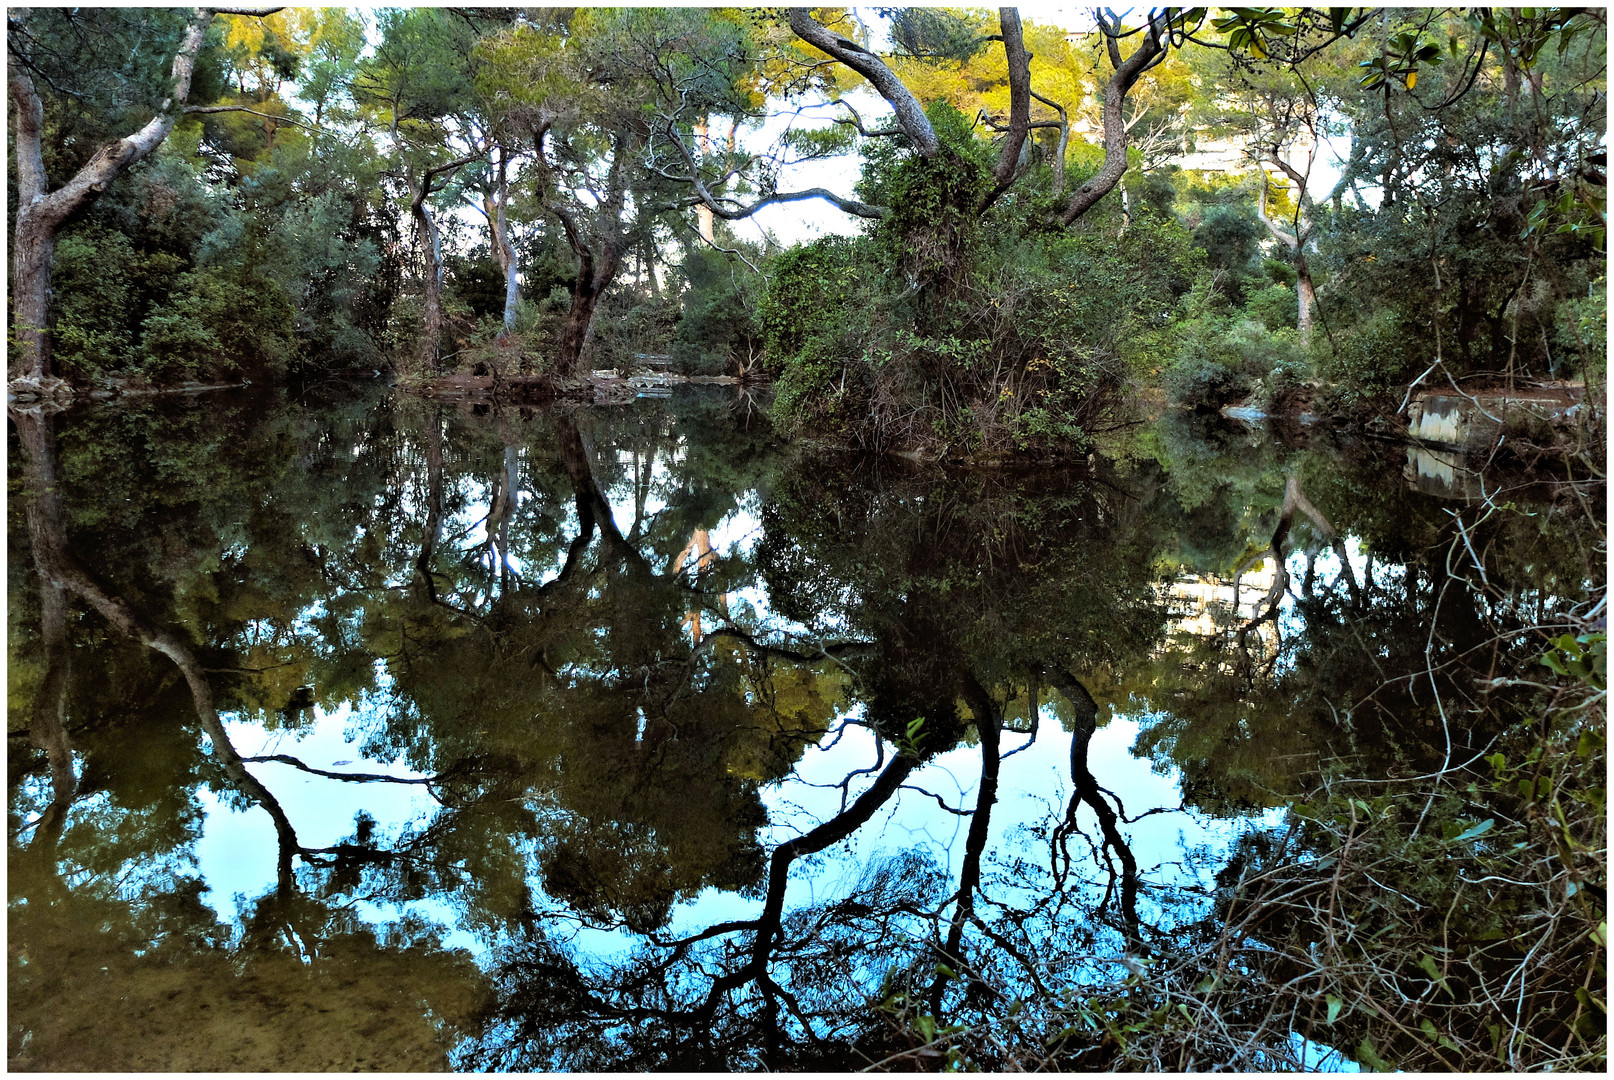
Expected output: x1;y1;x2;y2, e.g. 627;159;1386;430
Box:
8;389;1604;1070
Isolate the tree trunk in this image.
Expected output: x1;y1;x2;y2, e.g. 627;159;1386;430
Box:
11;217;58;383
787;8;940;157
1296;266;1316;347
983;8;1032;210
7;7;214;383
413;198;449;372
1060;11;1168;225
487;151;520;334
557;279;603;374
543;134;634;378
407;154;478;373
694;116;716;243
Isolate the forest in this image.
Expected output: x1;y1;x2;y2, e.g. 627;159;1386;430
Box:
7;6;1605;458
6;5;1607;1074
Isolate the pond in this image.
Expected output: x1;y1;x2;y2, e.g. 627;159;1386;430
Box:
8;386;1605;1071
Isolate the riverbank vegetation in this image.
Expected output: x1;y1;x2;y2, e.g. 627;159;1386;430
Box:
8;7;1605;459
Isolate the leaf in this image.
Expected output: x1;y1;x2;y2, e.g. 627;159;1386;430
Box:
1592;922;1608;948
1404;70;1417;89
1326;994;1343;1024
1357;1037;1394;1072
1453;818;1495;842
1416;954;1454;998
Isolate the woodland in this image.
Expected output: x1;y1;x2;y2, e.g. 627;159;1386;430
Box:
6;5;1606;457
6;5;1608;1074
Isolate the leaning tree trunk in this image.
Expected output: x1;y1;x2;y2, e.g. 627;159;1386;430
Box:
556;277;604;375
543;134;634;378
7;7;214;383
1060;10;1169;225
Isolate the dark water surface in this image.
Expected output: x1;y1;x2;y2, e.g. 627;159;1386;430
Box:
8;386;1603;1070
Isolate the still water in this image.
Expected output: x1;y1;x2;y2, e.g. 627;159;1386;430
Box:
8;386;1602;1070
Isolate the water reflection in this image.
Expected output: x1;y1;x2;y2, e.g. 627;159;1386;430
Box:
8;389;1601;1070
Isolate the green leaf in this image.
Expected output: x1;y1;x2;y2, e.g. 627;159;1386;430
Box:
1326;994;1343;1024
1357;1037;1394;1072
1453;818;1495;842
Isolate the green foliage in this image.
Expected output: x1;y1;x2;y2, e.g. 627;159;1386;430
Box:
1261;256;1297;287
758;235;870;373
1552;276;1607;381
140;271;295;380
1242;282;1298;331
1191;203;1266;301
861;101;993;282
672;246;763;376
1316;308;1411;412
50;225;138;379
1160;285;1246;410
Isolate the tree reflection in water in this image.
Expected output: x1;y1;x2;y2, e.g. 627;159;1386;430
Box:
8;389;1603;1070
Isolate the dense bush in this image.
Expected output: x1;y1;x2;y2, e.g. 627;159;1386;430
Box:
46;134;389;384
671;246;763;376
1315;308;1412;413
759;102;1208;456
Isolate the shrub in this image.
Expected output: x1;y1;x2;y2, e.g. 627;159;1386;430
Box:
672;246;762;376
1242;282;1298;331
1316;308;1414;412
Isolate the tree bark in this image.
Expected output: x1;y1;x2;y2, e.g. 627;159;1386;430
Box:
1060;10;1170;225
1256;165;1317;346
693;116;716;243
540;130;635;377
1296;262;1317;344
7;7;214;381
410;154;479;371
1031;89;1070;197
984;8;1033;209
483;150;521;335
788;8;940;157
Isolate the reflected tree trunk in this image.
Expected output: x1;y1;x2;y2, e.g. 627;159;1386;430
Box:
16;410;78;858
1046;668;1141;949
415;410;446;603
691;750;921;1031
928;677;1003;1017
11;407;302;894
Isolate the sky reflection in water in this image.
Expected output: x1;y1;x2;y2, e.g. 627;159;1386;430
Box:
9;385;1597;1070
